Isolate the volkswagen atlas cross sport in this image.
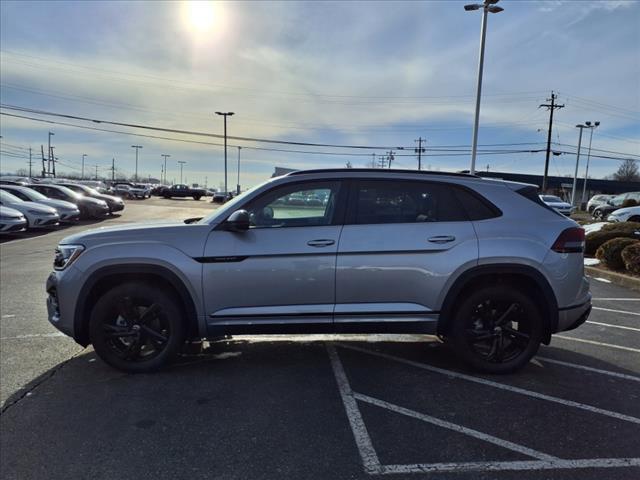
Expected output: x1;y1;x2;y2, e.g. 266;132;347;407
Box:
46;169;591;374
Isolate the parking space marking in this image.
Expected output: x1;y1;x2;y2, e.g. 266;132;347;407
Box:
555;336;640;353
339;344;640;425
378;458;640;474
354;393;557;461
587;321;640;332
0;332;65;340
327;345;381;474
593;306;640;317
593;298;640;301
536;356;640;382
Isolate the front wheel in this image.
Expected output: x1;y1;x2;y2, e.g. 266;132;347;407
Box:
193;195;201;201
448;286;543;374
89;283;185;373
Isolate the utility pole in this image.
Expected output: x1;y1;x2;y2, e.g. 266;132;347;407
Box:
161;154;170;184
415;137;426;170
540;91;564;192
50;147;56;177
178;160;186;184
236;146;242;194
81;154;87;179
387;150;395;169
371;153;376;168
111;158;115;181
581;121;600;206
41;145;46;177
131;145;143;182
215;111;234;193
377;155;387;169
47;131;54;177
28;147;33;177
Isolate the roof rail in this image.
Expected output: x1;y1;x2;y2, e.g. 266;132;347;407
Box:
287;168;478;178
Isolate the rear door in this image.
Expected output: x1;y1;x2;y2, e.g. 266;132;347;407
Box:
335;179;478;324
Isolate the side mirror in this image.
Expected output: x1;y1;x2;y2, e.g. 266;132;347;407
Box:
224;209;250;232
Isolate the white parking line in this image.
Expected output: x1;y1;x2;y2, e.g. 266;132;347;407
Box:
379;458;640;474
555;336;640;353
327;345;381;474
593;298;640;301
593;306;640;317
354;393;557;461
587;321;640;332
339;344;640;425
0;332;65;340
536;356;640;383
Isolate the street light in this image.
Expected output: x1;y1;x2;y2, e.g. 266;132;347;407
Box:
464;0;504;174
131;145;143;182
81;154;87;179
161;154;171;184
236;146;242;195
570;123;595;207
580;121;600;206
215;111;234;194
177;160;187;184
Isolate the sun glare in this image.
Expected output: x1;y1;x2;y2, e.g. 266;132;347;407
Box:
183;1;219;34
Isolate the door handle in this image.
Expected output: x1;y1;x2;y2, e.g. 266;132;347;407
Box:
307;239;335;247
427;235;456;244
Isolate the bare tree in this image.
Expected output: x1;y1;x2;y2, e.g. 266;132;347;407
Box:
613;159;640;182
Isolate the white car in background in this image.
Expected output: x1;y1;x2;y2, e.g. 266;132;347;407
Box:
0;190;60;228
0;205;27;234
539;195;575;216
0;185;81;222
607;205;640;223
586;194;613;213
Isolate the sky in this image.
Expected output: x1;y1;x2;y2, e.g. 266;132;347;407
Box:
0;0;639;189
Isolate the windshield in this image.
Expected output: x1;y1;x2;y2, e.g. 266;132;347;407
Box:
541;195;563;203
18;187;48;201
198;180;272;224
0;190;24;203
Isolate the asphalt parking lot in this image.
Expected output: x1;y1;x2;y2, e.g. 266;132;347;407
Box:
1;198;639;480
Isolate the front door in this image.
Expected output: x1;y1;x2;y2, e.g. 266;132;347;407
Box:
335;179;479;325
202;180;345;330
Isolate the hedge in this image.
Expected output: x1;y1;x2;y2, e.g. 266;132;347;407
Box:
621;242;640;274
596;238;639;270
585;222;640;256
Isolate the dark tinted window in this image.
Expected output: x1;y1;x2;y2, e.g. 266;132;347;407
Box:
453;188;501;220
353;180;467;224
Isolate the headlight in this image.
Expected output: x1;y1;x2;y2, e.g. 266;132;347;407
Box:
54;244;85;271
28;209;48;215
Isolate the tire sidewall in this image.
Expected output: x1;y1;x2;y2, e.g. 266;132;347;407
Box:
448;285;543;374
89;282;185;373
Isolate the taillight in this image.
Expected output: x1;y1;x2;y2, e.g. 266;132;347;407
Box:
551;227;585;253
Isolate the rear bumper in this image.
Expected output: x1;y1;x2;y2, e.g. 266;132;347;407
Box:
556;295;592;333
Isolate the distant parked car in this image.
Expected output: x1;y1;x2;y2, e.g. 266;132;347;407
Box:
592;192;640;220
539;195;574;216
162;184;207;200
586;194;614;213
212;191;233;204
0;176;31;186
28;184;109;219
57;183;124;214
0;205;27;234
0;190;60;228
0;185;80;222
111;183;148;199
607;205;640;223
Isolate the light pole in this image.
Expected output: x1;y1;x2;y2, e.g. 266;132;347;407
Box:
581;121;600;207
47;131;55;177
161;154;171;184
236;146;242;194
464;0;503;174
81;154;87;179
131;145;143;182
178;160;186;184
571;124;589;207
215;111;234;193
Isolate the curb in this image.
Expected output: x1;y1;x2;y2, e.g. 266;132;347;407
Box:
585;265;640;293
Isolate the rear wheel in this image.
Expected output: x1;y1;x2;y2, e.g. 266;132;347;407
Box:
193;195;201;201
89;283;185;373
448;286;543;374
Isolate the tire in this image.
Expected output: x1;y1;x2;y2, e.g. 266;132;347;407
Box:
448;285;544;374
193;195;201;201
592;209;604;221
629;216;640;223
89;282;185;373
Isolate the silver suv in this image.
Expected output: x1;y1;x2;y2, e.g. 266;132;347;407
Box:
46;169;591;374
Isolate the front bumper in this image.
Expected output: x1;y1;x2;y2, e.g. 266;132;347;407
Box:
59;211;81;222
46;272;74;338
109;202;125;212
0;217;27;232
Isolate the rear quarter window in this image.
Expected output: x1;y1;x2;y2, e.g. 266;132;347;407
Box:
452;187;502;220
